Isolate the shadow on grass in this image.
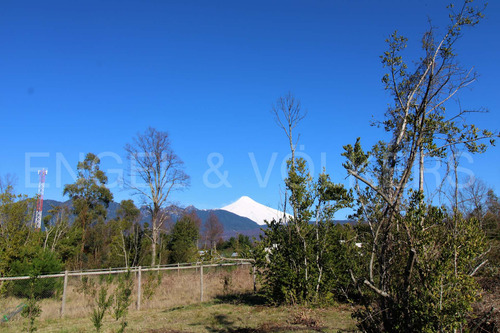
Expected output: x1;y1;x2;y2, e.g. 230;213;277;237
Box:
205;300;326;333
214;292;268;306
157;293;354;333
206;321;319;333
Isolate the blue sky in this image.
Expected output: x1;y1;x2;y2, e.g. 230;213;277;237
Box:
1;0;499;216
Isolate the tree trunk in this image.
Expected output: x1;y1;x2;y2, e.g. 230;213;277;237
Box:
151;228;157;267
151;208;156;266
288;123;298;221
121;231;129;268
419;146;424;193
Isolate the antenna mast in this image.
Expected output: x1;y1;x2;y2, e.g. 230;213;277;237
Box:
34;169;47;229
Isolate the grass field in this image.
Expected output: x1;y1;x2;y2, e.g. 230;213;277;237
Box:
0;264;356;332
1;295;356;332
3;266;498;332
0;264;253;320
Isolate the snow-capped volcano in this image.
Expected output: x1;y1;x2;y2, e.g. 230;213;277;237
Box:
221;196;289;226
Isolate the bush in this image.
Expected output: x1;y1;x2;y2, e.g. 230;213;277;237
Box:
254;160;355;306
9;249;63;299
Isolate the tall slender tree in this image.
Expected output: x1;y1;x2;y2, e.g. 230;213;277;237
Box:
272;92;306;221
63;153;113;267
125;127;190;266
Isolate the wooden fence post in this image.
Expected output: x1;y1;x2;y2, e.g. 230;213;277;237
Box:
252;265;256;293
60;270;69;317
137;266;142;310
200;263;204;302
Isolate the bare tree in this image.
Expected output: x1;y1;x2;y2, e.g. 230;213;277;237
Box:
125;127;190;266
43;205;70;252
202;212;223;251
458;177;489;221
272;92;306;220
0;174;17;194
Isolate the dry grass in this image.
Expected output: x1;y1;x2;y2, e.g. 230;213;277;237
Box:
0;265;255;326
0;266;356;332
138;265;254;311
1;299;355;332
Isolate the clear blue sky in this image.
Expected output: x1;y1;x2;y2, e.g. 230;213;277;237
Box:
1;0;499;216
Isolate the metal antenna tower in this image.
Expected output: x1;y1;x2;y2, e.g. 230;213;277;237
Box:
34;169;47;229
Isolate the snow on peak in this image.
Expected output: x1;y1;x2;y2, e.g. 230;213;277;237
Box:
221;196;289;226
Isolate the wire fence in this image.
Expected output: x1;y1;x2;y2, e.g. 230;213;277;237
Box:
0;260;255;324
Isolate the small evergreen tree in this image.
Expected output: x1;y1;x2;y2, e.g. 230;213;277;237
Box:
9;248;62;299
91;285;113;333
112;271;133;333
21;276;41;333
168;212;200;263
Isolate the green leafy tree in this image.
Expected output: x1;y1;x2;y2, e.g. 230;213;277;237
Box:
342;1;497;330
63;153;113;267
87;218;115;268
0;179;63;302
168;211;200;263
221;234;253;256
0;186;36;272
352;193;487;332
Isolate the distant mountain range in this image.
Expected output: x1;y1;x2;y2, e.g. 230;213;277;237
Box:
41;196;353;239
40;198;264;239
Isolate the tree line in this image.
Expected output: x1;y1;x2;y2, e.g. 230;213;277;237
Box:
0;128;252;295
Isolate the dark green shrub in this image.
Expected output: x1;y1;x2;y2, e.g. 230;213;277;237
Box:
9;249;63;299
